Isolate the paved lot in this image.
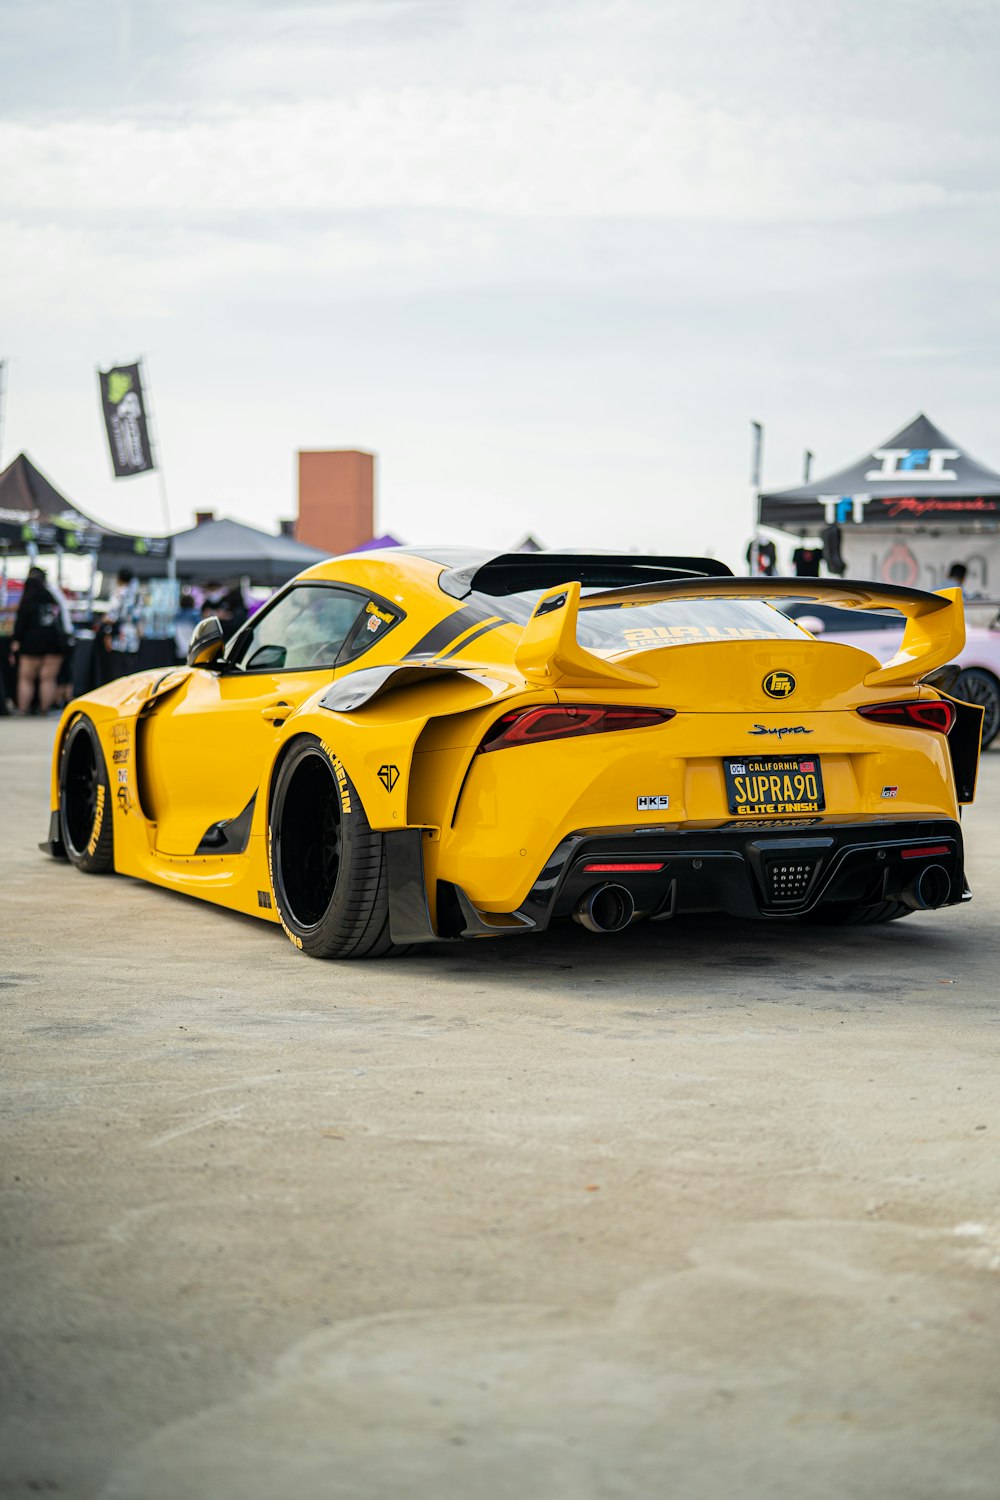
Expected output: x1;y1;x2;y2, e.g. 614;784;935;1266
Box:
1;718;999;1500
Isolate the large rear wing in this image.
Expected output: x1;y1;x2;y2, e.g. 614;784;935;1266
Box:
513;576;966;689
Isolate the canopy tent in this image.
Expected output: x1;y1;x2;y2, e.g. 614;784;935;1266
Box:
100;517;330;588
758;414;1000;531
0;451;171;561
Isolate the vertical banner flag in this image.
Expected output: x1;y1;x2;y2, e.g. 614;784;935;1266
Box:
99;362;155;478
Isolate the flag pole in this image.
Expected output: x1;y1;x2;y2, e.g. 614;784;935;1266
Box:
749;421;764;575
139;354;176;581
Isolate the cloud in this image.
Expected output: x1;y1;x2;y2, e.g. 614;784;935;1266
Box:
2;78;997;237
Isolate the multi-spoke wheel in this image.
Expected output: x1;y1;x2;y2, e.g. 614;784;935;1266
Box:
268;736;409;959
954;668;1000;748
59;714;115;873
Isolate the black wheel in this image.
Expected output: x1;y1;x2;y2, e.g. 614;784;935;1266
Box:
59;714;115;874
802;899;912;926
268;736;409;959
954;668;1000;748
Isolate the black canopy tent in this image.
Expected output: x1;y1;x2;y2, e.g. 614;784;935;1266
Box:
758;415;1000;531
99;517;329;588
0;452;171;562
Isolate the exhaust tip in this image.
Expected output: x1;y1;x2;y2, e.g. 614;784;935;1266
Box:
573;883;636;933
904;863;952;911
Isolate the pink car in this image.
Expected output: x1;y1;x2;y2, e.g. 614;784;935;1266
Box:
783;602;1000;748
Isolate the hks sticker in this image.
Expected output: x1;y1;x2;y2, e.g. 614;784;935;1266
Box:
636;794;669;810
378;764;400;792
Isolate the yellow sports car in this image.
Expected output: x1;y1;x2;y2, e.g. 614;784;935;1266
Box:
43;548;984;958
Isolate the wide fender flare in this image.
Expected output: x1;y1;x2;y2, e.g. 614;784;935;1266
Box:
50;671;193;833
267;667;527;832
265;710;431;832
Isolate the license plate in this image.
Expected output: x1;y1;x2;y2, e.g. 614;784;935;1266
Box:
723;755;825;816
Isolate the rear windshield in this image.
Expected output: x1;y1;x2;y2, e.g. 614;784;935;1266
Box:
472;590;808;654
576;598;806;653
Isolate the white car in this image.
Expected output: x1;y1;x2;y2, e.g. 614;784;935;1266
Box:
783;602;1000;748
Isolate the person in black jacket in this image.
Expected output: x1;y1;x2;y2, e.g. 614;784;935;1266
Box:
9;566;67;714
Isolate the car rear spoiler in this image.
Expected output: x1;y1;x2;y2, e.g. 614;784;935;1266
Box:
438;552;733;600
514;576;966;689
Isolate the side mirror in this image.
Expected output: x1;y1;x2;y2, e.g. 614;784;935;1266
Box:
187;615;226;667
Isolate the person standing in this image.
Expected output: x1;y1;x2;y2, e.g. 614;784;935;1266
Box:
102;567;143;678
9;566;67;715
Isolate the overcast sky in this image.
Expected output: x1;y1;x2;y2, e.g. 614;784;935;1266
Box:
2;0;999;568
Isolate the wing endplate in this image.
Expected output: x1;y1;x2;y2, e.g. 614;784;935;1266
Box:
514;581;656;689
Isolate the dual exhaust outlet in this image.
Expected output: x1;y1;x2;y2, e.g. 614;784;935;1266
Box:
572;860;952;932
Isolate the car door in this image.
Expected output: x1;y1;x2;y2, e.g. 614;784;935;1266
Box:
140;584;368;856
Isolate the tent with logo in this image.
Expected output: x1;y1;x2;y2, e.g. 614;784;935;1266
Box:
758;414;1000;531
0;451;171;562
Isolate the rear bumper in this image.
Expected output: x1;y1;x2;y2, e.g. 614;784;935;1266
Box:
387;818;968;942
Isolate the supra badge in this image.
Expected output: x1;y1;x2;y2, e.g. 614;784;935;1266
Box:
748;724;812;738
763;671;796;699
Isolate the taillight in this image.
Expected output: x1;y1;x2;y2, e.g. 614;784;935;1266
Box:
858;699;956;734
479;704;675;753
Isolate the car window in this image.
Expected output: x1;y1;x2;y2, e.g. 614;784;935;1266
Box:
576;598;806;652
229;585;365;671
783;603;903;633
337;597;405;664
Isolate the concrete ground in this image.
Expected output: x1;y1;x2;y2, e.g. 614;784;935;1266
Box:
1;718;998;1500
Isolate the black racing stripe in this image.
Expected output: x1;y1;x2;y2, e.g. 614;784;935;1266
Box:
438;619;503;659
407;601;499;658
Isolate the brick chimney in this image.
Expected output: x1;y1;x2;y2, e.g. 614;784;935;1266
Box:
194;510;215;527
297;451;374;555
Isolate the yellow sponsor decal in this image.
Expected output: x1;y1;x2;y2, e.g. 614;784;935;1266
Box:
112;722;129;744
321;743;352;812
623;624;781;645
266;825;303;948
365;601;394;624
87;784;105;856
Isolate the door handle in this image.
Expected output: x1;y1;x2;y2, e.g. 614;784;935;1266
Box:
261;699;292;724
